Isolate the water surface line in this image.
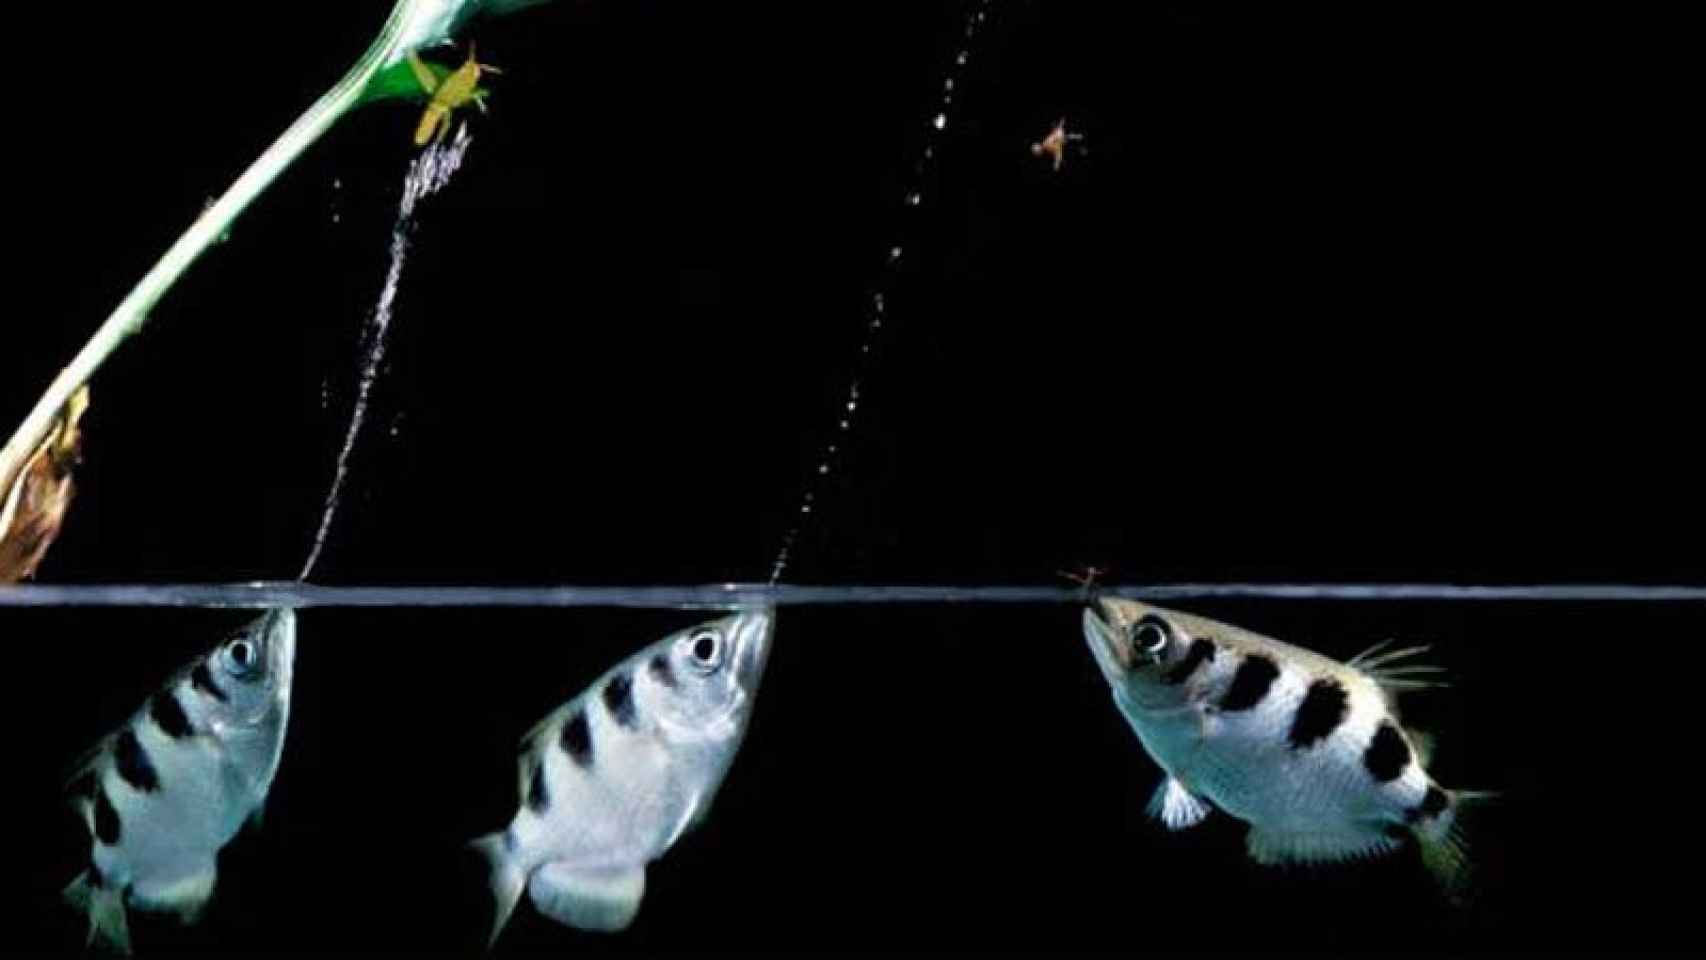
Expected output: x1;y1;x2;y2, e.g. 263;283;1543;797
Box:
4;582;1705;610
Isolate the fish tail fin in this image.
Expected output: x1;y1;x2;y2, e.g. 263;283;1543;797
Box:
470;831;526;949
64;870;131;954
1415;788;1499;905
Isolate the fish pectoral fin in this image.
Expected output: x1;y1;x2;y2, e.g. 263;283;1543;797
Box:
128;863;218;923
526;862;647;933
1245;824;1401;867
64;870;131;954
1146;777;1212;831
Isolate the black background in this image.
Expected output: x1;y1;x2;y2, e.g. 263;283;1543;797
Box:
5;1;1697;955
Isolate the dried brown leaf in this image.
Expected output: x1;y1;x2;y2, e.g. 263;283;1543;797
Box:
0;385;89;582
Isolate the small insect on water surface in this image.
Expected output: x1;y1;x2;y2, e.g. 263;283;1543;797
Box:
407;43;503;147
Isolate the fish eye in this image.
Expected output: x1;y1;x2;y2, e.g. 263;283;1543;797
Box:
1132;621;1169;657
688;630;721;669
228;641;255;670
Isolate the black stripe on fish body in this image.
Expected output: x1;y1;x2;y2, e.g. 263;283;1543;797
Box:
114;728;160;793
88;863;107;889
648;653;678;690
1287;678;1350;749
1218;654;1280;711
526;761;550;813
559;711;593;768
1405;784;1451;823
602;672;638;729
191;661;228;703
93;785;121;845
149;691;194;739
1363;721;1411;783
1162;637;1216;685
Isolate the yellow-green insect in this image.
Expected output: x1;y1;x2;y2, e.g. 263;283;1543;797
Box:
408;44;503;147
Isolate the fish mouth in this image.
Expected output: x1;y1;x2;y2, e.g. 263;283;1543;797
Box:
729;606;774;692
1081;599;1134;678
258;607;298;686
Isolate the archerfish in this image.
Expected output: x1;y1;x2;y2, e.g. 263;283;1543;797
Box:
63;609;297;954
472;608;773;945
1081;598;1488;893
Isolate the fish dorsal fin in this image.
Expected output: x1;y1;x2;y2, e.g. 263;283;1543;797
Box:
62;737;109;791
1407;727;1436;766
1147;777;1212;831
1347;638;1450;695
514;735;543;804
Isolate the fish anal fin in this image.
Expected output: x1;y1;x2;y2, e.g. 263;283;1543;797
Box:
1146;777;1211;831
526;861;646;933
128;863;217;924
1415;788;1498;903
1245;824;1401;867
64;870;131;954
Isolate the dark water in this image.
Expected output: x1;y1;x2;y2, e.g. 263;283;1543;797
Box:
6;599;1700;954
7;0;1693;954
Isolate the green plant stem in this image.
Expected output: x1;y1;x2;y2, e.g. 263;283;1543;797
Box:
0;0;466;502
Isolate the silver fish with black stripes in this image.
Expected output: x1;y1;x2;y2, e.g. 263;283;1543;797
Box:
63;608;297;953
1082;598;1489;892
472;607;773;945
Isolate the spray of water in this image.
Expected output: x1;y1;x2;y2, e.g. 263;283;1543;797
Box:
300;125;474;580
768;0;995;584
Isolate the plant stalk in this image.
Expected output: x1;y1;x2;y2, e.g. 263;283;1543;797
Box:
0;0;474;503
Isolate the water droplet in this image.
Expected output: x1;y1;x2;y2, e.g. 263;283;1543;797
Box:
944;78;955;92
800;504;812;514
905;192;921;206
846;401;857;412
933;112;947;130
889;245;903;261
957;51;969;66
818;464;830;475
839;419;851;430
